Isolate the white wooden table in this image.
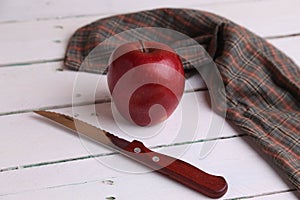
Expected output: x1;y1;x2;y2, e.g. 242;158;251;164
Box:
0;1;299;199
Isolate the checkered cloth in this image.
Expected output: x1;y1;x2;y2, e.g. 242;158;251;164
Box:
64;8;300;191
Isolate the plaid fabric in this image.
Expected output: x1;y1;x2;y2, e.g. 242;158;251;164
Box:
64;8;300;190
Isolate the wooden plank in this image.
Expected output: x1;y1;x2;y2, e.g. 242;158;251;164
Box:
0;16;101;66
0;0;238;23
0;62;110;115
200;0;300;37
0;62;205;115
0;91;235;169
0;137;294;199
0;0;300;66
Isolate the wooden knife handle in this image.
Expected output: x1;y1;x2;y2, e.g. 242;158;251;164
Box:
122;140;228;198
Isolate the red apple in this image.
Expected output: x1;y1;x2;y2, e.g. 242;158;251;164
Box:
107;41;185;126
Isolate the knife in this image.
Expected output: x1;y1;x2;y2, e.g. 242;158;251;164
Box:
34;110;227;198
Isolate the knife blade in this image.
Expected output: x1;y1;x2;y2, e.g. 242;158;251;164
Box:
34;110;227;198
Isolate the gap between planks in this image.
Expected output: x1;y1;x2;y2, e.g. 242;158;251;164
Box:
0;177;296;199
0;98;111;117
0;133;246;173
265;32;300;40
0;179;101;198
224;189;298;200
0;33;299;68
0;88;206;117
0;58;64;68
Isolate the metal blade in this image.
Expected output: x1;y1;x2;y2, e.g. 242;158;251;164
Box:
34;110;130;150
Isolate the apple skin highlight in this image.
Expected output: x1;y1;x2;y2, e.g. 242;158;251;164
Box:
107;41;185;126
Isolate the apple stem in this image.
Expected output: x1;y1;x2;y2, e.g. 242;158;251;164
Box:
139;40;147;53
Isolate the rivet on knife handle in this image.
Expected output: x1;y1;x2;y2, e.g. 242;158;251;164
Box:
120;140;228;198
